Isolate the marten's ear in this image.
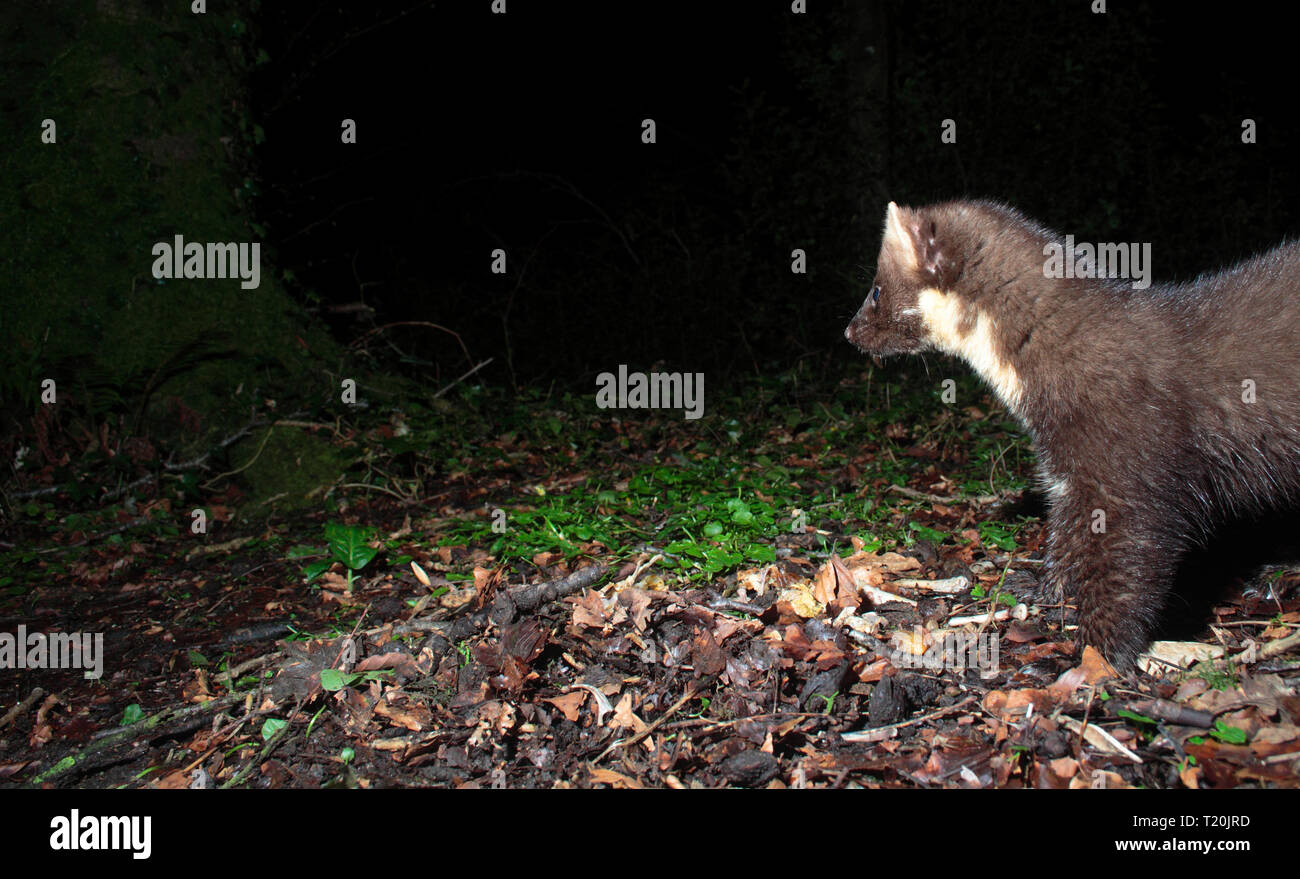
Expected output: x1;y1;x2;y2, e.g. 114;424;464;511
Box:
882;202;943;280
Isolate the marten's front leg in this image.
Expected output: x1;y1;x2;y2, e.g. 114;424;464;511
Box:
1044;481;1181;668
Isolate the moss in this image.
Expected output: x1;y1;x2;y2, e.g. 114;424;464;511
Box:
232;426;348;518
0;0;334;448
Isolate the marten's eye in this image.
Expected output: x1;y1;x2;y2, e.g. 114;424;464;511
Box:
870;286;881;307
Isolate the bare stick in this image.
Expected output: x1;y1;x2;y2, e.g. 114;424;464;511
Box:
349;320;473;366
434;358;494;399
594;684;700;763
385;562;608;646
0;687;45;730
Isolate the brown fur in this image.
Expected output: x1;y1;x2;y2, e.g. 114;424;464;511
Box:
846;200;1300;666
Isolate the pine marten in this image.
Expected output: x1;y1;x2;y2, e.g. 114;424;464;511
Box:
846;200;1300;667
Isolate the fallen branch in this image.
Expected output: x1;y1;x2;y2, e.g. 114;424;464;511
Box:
29;692;242;787
1262;627;1300;658
840;695;979;744
887;484;1003;506
1124;698;1213;729
386;563;608;649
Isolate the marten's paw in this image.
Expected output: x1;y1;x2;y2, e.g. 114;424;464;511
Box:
1076;608;1150;671
1030;566;1068;605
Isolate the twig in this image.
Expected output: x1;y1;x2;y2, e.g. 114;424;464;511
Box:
216;653;278;690
382;563;608;647
659;710;829;735
434;358;494;399
219;697;306;789
35;517;150;554
349;320;473;367
887;484;1003;505
201;422;276;489
1262;627;1300;658
594;684;699;763
1124;698;1213;729
14;411;306;505
840;695;978;743
335;482;410;502
0;687;45;730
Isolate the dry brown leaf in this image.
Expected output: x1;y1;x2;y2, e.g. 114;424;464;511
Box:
374;697;430;732
410;560;430;586
571;589;608;629
611;693;648;733
1078;646;1117;684
588;768;643;789
544;692;585;722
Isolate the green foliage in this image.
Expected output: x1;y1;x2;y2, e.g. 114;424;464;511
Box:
970;583;1017;608
1209;720;1247;745
685;697;711;719
413;366;1035;587
319;667;391;692
301;523;378;585
978;521;1019;552
260;717;288;741
812;692;837;714
324;523;379;572
908;521;948;544
1189;660;1239;691
1117;708;1157;726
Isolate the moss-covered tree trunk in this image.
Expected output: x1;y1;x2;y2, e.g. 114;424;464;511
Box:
0;0;330;451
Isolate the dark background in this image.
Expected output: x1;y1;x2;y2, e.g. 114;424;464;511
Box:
3;0;1299;431
255;0;1300;390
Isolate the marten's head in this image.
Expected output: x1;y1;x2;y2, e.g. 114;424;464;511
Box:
844;201;972;356
846;199;1043;413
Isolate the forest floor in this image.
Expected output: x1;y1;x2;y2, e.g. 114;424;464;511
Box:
2;369;1299;789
